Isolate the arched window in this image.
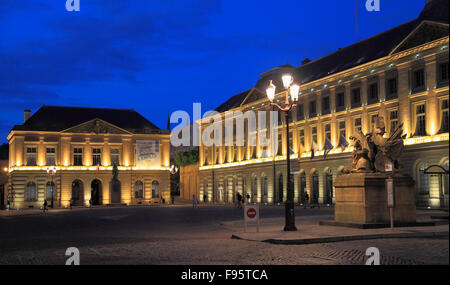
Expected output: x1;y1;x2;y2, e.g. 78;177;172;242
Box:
135;181;144;199
325;169;333;204
418;163;429;194
46;182;56;200
26;182;37;201
312;171;319;204
262;176;268;197
72;180;82;201
152;181;159;198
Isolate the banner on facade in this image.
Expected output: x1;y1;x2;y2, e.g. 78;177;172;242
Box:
136;140;161;168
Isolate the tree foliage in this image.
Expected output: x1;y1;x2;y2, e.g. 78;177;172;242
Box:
174;148;199;166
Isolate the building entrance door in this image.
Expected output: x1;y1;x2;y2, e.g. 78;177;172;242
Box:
91;179;102;205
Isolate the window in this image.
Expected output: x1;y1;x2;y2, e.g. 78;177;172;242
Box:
415;104;426;136
46;147;55;166
354;118;362;133
73;148;83;166
46;182;56;200
386;77;398;99
312;126;317;143
336;92;345;110
296;104;304;121
135;181;144;199
412;69;425;92
324;124;331;141
440;99;449;133
26;182;37;201
351;88;361;107
110;149;120;166
309;100;317;117
26;147;37;166
390;110;399;133
368;83;378;103
339;121;346;138
322;96;330;114
299;129;305;147
92;148;101;166
152;181;159;198
370;114;379;132
438;62;449;84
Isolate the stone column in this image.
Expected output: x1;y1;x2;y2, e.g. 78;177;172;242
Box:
103;137;110;166
397;62;412;136
38;136;45;166
84;137;91;166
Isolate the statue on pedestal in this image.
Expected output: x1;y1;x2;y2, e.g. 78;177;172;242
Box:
346;116;407;173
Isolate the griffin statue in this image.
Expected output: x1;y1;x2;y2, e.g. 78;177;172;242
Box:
345;116;406;173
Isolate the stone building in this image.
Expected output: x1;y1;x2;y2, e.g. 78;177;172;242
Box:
196;0;449;208
7;106;170;209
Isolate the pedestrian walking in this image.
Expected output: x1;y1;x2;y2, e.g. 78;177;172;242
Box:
6;199;10;210
203;194;207;203
237;193;242;209
89;199;92;209
192;194;199;208
69;198;73;210
43;200;48;212
246;193;250;204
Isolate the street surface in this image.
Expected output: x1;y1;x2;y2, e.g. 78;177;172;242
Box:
0;205;448;265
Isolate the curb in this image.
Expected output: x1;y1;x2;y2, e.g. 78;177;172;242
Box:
231;231;449;245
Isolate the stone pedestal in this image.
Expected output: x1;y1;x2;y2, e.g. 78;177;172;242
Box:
333;173;416;225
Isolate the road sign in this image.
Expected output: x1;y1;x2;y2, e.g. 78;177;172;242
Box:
244;204;259;232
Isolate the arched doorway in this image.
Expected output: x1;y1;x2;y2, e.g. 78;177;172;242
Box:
324;169;333;205
311;171;319;204
251;176;258;203
277;174;283;203
91;179;102;205
45;182;56;201
299;172;306;204
261;176;268;203
71;180;84;206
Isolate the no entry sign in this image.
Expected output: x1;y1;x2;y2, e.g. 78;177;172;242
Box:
247;208;257;219
244;204;259;232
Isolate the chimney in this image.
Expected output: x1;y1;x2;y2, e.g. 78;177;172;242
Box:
24;109;31;123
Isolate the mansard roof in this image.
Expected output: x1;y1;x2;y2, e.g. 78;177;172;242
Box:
216;0;449;112
12;105;165;134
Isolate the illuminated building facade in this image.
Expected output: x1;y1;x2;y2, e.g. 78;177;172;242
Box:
7;106;171;208
197;1;449;208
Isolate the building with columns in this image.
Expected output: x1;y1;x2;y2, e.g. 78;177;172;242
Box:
7;106;171;209
195;0;449;208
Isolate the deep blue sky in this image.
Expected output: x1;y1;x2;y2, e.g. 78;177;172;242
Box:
0;0;427;143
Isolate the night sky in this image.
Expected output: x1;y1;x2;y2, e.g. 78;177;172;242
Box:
0;0;427;143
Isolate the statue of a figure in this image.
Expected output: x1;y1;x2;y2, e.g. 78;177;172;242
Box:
112;163;119;180
348;115;406;173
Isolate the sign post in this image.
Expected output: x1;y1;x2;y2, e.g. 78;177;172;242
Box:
244;204;260;233
386;178;395;229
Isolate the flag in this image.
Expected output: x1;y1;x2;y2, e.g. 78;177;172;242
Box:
298;143;304;157
311;141;318;159
289;147;294;155
323;138;334;159
338;135;349;151
96;162;100;173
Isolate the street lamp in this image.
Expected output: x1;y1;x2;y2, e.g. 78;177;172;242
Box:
46;166;57;208
266;74;299;231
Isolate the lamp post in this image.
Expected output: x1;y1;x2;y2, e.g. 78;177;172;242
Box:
46;166;57;208
266;74;299;231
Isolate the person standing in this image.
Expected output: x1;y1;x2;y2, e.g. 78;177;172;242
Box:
192;194;198;208
43;200;48;212
237;193;242;209
304;192;309;209
203;194;207;203
69;198;73;210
